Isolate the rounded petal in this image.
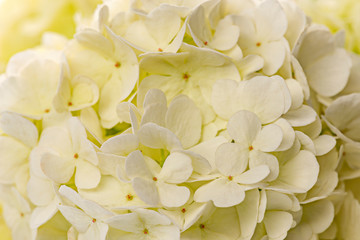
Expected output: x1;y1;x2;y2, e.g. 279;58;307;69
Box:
100;134;139;156
313;135;336;156
253;124;283;152
249;151;279;182
159;152;193;183
272;150;319;193
166;95;202;149
157;182;190;207
40;152;74;184
263;211;293;239
75;160;101;189
132;177;159;206
215;143;249;176
0;112;38;148
194;178;245;207
227;110;261;146
325;93;360;142
234;165;270;184
137;123;182;151
283;105;317;127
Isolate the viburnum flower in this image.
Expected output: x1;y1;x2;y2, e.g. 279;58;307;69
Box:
0;0;359;239
34;117;100;189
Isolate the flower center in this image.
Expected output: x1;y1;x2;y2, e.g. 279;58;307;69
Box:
249;146;254;151
74;153;79;159
153;177;158;181
199;224;205;229
143;228;149;234
44;109;50;113
181;208;186;213
204;41;208;45
182;73;190;81
126;194;133;201
92;218;96;223
114;62;121;68
68;102;73;106
158;48;163;52
256;42;261;47
228;176;233;181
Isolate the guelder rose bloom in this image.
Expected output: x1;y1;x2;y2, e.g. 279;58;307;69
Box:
0;0;356;239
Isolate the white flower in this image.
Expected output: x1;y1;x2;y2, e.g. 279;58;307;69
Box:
324;93;360;144
0;51;63;118
287;199;334;240
211;75;291;123
106;208;180;240
111;4;187;53
125;150;192;207
181;204;241;239
0;186;35;240
188;1;240;51
295;25;352;97
65;27;139;128
233;0;288;75
35;117;100;189
58;185;114;240
138;43;240;124
0;112;38;185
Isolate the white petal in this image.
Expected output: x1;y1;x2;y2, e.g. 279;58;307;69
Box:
236;189;259;239
125;150;152;179
283;105;317;127
132;177;159;206
80;222;108;240
105;213;142;233
150;225;180;240
272;150;319;193
0;136;29;184
253;124;283;152
305;48;351;97
159;152;193;183
210;18;240;51
157;182;190;207
0;112;38;148
141;102;167;127
135;208;172;226
166;95;202;149
30;199;58;229
41;152;74;184
286;79;304;110
215;143;249;176
58;205;91;233
27;175;54;206
254;40;286;75
211;79;240;119
194;178;245;207
234;165;270;184
263;211;293;239
325;93;360;142
273;118;295;151
254;0;287;41
75;160;101;189
302;199;334;234
100;134;139;156
227;110;261;146
188;136;227;170
137;123;182;151
239;76;288;123
313;135;336;156
249;151;279;182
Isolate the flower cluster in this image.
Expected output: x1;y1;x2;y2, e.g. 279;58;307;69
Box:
0;0;358;239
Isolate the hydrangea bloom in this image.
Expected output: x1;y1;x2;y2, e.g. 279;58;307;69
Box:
0;0;359;239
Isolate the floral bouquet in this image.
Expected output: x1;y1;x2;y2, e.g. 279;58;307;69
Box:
0;0;359;239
